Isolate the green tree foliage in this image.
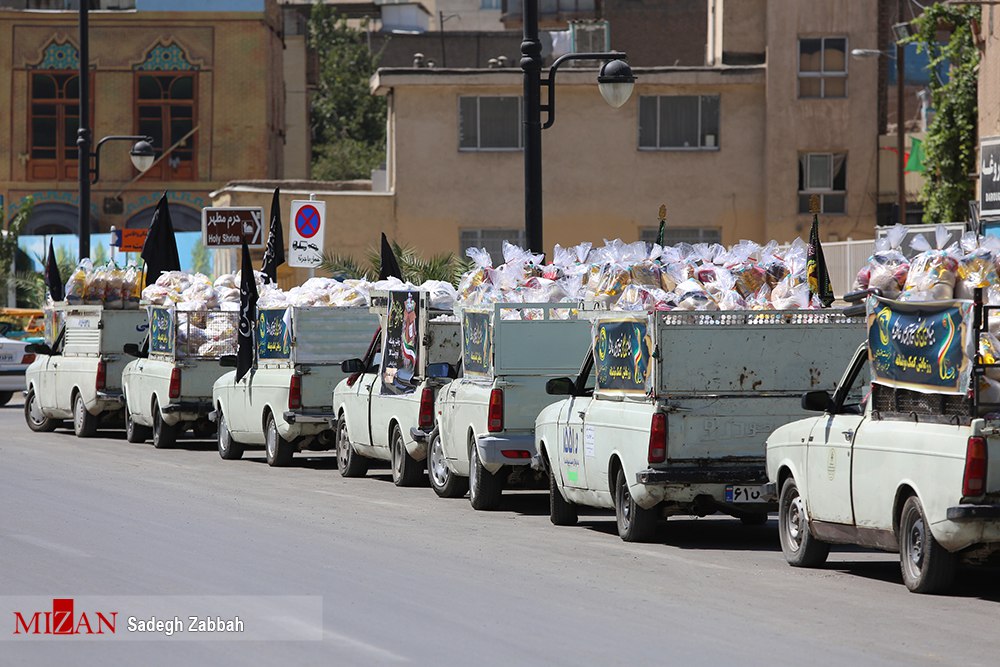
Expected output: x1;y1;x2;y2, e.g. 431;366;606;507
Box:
320;241;469;285
906;3;980;223
92;242;109;266
308;6;387;180
191;239;212;276
0;198;41;307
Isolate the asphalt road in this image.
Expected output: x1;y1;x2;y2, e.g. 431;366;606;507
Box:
3;400;1000;666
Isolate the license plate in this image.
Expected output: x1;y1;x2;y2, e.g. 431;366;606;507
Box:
725;485;767;503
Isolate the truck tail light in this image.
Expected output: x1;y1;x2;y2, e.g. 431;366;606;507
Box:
289;374;302;411
501;449;531;459
95;360;106;392
169;368;182;399
20;353;35;365
418;387;435;431
648;412;667;464
963;435;988;497
487;388;504;433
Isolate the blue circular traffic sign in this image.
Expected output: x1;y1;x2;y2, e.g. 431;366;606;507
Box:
295;205;321;239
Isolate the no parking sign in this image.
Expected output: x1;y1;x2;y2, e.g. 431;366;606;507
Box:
288;200;326;268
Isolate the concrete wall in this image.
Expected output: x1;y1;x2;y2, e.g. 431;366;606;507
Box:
980;6;1000;143
764;0;879;242
604;0;707;67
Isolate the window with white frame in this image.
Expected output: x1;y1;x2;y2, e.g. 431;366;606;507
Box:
459;96;522;151
480;0;501;9
798;153;847;214
460;228;525;263
638;95;720;150
798;37;847;98
640;227;722;245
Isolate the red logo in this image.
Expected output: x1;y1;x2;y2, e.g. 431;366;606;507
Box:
13;598;117;636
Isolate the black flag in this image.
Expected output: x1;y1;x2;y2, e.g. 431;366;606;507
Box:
261;188;284;284
379;232;403;281
807;206;835;308
236;241;258;382
140;192;181;286
44;239;64;302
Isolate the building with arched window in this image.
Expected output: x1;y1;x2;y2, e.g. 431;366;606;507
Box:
0;1;285;253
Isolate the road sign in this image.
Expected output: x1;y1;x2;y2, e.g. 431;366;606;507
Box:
202;207;265;249
289;200;326;268
111;228;148;253
981;136;1000;219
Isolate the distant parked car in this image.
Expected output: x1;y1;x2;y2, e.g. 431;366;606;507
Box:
0;336;34;406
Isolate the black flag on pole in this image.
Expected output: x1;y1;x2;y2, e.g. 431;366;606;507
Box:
140;192;181;286
379;232;403;281
44;238;64;302
806;197;834;308
236;241;258;382
261;187;284;284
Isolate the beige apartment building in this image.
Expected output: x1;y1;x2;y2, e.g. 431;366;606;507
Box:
216;0;892;283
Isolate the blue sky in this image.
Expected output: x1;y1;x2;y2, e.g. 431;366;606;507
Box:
19;232;203;273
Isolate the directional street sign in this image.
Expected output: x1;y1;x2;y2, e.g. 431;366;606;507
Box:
202;207;265;249
289;200;326;268
111;228;148;253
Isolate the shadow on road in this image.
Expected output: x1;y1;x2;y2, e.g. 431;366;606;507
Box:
829;560;1000;601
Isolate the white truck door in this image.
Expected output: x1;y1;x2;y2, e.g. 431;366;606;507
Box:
344;334;381;447
558;360;594;489
804;349;868;525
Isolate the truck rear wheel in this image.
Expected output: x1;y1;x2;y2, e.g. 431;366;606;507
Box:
73;392;98;438
336;418;369;477
615;468;658;542
778;477;829;567
899;495;956;594
152;401;178;449
125;406;151;443
548;461;578;526
24;388;57;433
391;425;424;487
265;415;295;467
469;442;503;511
217;411;244;460
0;391;12;406
428;431;468;498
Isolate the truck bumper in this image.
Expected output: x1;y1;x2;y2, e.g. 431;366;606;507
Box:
947;504;1000;520
282;410;335;440
161;399;213;424
0;369;26;392
636;465;768;485
477;433;536;468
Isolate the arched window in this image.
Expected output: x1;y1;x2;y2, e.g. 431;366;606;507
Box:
28;41;92;182
134;42;199;181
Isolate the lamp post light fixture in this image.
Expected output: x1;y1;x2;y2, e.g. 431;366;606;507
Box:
520;0;634;254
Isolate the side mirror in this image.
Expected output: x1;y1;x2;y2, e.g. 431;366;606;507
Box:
546;377;576;396
425;362;457;380
25;343;52;356
341;358;365;374
123;343;141;357
219;355;238;368
801;390;833;412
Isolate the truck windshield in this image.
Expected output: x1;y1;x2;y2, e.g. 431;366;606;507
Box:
837;349;871;415
577;356;595;396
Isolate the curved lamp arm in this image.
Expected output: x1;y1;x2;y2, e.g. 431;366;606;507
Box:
90;134;154;184
542;51;627;130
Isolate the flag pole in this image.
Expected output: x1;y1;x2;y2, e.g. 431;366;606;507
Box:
656;203;666;246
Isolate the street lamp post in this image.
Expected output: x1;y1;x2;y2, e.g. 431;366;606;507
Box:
77;2;157;262
520;0;635;254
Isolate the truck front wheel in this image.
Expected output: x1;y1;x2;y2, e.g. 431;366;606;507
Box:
778;477;829;567
217;411;244;460
73;392;98;438
548;461;578;526
336;418;368;477
469;442;503;511
152;400;178;449
265;415;295;467
24;389;57;433
615;468;658;542
428;431;468;498
391;425;424;487
899;495;956;594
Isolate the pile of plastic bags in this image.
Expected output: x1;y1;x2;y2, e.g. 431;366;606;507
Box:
456;238;822;315
141;271;249;312
64;259;142;309
256;276;458;311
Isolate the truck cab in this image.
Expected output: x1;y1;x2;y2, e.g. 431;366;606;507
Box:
24;305;148;437
333;289;460;486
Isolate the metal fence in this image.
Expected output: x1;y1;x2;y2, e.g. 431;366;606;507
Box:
175;310;239;358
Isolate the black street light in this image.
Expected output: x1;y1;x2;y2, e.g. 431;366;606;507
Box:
77;2;157;262
520;0;634;254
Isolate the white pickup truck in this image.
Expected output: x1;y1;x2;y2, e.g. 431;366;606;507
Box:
212;305;377;466
24;305;148;437
766;295;1000;593
431;303;591;509
121;306;239;448
333;289;461;486
535;309;862;542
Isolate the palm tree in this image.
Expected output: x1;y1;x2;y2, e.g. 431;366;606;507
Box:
320;240;470;285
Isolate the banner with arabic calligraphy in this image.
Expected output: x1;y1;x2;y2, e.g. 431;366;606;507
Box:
980;136;1000;216
462;310;492;377
149;307;174;355
593;317;651;393
257;308;291;359
866;295;973;395
381;290;420;395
